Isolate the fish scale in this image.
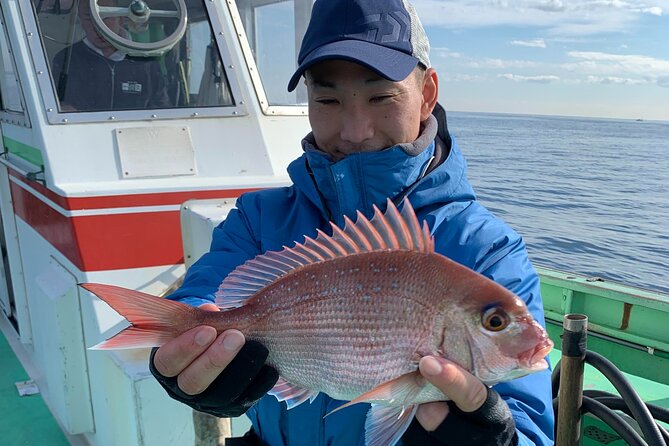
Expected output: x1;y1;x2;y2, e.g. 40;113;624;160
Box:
81;198;553;446
235;253;439;395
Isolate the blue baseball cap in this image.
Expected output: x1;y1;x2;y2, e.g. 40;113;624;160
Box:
287;0;431;92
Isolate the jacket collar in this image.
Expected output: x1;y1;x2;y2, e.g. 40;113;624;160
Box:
287;103;474;224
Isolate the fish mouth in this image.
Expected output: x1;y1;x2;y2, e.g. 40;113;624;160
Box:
519;338;554;371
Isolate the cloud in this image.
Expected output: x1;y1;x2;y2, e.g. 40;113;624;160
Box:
643;6;663;15
447;74;489;82
511;38;547;48
585;75;645;85
466;58;541;69
431;47;463;58
499;74;560;83
556;51;669;86
435;48;669;89
413;0;667;36
566;51;669;77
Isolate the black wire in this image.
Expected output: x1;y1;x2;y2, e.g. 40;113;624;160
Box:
583;393;669;444
583;389;615;399
553;394;654;446
582;396;648;446
553;358;668;446
583;391;669;423
585;351;666;446
592;398;669;445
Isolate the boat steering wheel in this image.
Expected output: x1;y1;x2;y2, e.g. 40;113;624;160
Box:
88;0;187;57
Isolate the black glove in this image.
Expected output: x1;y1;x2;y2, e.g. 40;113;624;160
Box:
402;387;518;446
149;340;279;418
225;429;265;446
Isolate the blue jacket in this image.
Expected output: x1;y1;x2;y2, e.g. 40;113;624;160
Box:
169;108;554;446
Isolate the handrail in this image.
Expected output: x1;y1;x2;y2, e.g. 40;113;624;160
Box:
0;152;45;186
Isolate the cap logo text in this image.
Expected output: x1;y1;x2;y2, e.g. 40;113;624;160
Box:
352;11;410;44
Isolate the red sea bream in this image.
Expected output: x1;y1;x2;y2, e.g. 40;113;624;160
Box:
82;199;553;446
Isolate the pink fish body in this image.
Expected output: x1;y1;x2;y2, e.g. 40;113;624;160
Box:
83;199;552;446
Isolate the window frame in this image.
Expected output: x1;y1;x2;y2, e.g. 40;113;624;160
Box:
228;0;309;117
0;6;30;128
21;0;248;124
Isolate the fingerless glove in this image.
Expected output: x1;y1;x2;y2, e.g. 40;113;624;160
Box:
402;387;518;446
149;340;279;418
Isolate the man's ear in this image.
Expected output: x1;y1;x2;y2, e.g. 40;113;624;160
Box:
420;68;439;121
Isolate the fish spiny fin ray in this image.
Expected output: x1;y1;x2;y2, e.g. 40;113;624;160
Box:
365;404;418;446
342;198;432;254
342;214;373;251
422;220;434;252
371;205;400;249
216;199;432;308
268;377;319;410
381;200;410;249
355;210;385;250
329;223;362;254
401;199;425;251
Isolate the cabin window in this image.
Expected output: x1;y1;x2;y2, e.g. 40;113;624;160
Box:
235;0;311;106
32;0;235;113
0;18;26;114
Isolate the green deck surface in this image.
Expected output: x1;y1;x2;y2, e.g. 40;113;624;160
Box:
0;330;69;446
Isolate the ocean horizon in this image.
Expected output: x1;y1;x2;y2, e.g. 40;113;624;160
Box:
450;109;669;125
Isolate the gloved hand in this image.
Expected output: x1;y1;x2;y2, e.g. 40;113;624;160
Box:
402;386;518;446
149;340;279;418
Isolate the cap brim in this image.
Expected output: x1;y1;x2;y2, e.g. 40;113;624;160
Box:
287;40;420;92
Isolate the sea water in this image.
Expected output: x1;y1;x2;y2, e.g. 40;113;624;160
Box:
449;111;669;294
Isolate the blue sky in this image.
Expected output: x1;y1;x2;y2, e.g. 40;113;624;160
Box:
414;0;669;121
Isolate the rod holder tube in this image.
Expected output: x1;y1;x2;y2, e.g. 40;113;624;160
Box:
556;313;588;446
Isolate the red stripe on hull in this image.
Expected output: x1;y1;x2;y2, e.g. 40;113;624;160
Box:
9;170;258;210
12;182;190;271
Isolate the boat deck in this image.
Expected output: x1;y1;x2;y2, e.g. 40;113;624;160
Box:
1;267;667;445
0;323;69;445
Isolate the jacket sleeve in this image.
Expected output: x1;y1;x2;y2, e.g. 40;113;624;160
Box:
477;231;555;446
167;196;261;307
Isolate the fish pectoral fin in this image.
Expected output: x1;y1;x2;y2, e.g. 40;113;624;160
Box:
365;404;418;446
268;377;319;410
324;371;425;418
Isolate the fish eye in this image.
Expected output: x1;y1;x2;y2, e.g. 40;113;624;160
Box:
481;307;510;332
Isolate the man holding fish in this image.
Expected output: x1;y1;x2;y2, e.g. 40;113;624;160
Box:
115;0;555;444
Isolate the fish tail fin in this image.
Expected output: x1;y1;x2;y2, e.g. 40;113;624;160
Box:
81;283;198;350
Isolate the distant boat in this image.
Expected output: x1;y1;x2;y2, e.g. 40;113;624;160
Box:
636;118;644;121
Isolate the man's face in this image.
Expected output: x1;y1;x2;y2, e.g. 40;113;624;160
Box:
79;3;123;55
305;60;436;162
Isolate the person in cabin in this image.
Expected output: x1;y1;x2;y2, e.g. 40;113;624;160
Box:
149;0;554;445
49;0;169;112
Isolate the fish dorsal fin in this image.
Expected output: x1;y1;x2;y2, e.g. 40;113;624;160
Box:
268;377;319;409
216;198;433;309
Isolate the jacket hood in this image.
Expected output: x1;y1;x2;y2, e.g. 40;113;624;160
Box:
287;103;476;225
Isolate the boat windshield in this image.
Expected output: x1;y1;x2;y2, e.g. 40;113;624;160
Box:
32;0;234;113
234;0;312;106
